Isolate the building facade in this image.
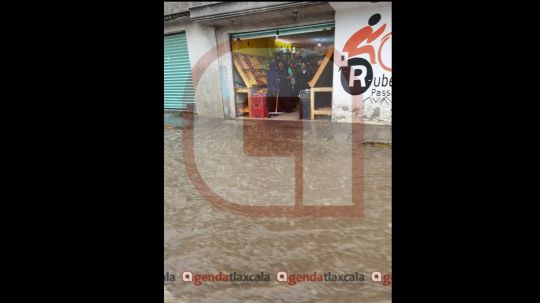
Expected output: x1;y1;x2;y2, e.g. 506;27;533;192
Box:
164;2;392;125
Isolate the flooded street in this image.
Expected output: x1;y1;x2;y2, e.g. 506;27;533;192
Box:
165;117;391;303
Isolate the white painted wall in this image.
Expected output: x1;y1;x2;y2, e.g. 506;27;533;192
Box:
330;2;392;125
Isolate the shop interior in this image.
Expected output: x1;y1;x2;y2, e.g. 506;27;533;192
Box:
231;27;334;120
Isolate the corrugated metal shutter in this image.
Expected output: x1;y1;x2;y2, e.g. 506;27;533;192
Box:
230;22;335;40
164;33;195;111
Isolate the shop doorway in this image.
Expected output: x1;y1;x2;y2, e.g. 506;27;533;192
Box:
230;24;334;120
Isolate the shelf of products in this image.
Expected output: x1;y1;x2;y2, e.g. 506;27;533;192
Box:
233;53;272;117
232;43;333;120
233;54;271;87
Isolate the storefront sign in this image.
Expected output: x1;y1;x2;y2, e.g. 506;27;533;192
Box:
332;3;392;123
338;13;392;96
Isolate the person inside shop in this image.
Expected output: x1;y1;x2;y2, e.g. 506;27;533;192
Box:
277;60;295;112
295;61;313;94
266;61;280;113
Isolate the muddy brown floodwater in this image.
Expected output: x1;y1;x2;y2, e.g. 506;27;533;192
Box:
165;117;391;303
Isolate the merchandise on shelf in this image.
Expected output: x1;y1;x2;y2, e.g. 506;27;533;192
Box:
237;54;271;70
244;70;257;86
252;70;267;86
234;53;272;87
250;87;268;96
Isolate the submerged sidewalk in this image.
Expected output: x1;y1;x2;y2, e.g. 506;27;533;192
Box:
164;112;391;145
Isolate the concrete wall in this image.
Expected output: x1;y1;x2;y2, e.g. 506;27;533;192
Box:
165;20;224;118
214;28;235;118
330;2;392;125
164;2;220;15
189;2;314;21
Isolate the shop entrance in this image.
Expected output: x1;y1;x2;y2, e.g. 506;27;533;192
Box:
230;23;334;120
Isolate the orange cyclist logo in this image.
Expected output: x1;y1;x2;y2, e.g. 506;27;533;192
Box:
342;13;392;72
339;13;392;95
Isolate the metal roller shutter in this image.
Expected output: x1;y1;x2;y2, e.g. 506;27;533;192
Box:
230;22;335;40
164;32;195;111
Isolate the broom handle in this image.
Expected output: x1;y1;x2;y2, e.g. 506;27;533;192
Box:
275;90;279;112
